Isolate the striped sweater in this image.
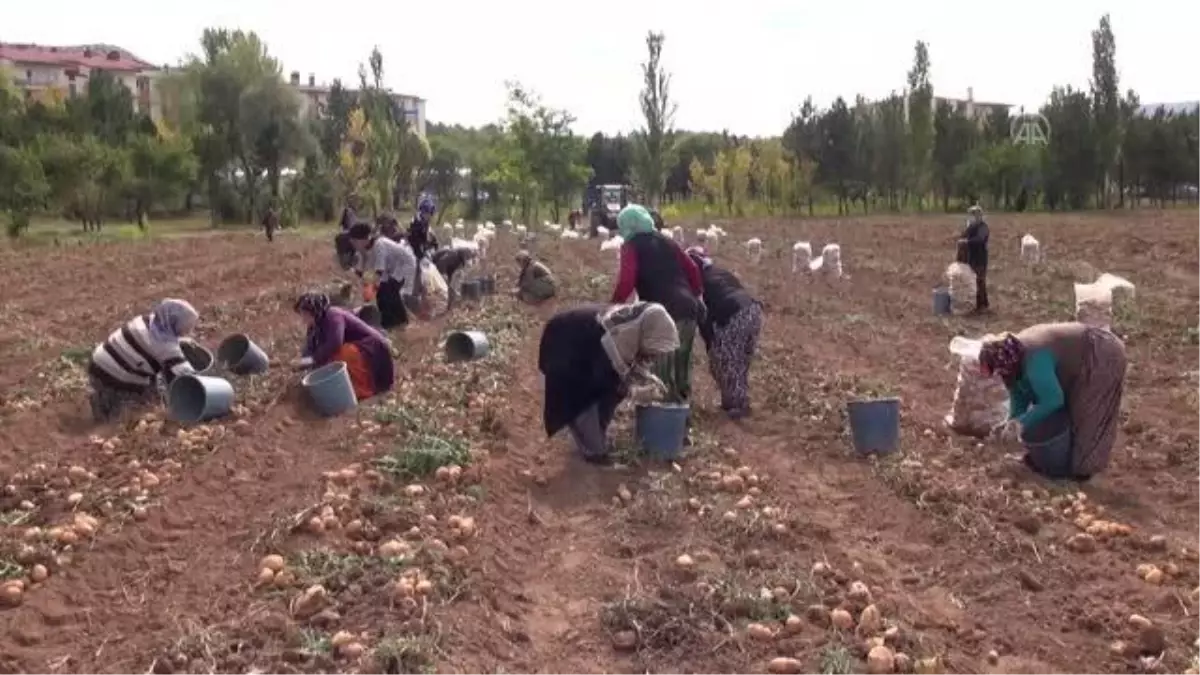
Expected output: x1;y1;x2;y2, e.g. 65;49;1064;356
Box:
89;315;194;391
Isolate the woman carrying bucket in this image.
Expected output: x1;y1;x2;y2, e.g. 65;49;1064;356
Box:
515;250;556;304
979;322;1127;480
686;247;763;420
87;299;200;422
611;204;704;409
539;302;679;465
291;292;394;401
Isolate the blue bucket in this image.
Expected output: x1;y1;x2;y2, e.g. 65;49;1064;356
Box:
847;397;901;455
302;362;358;417
179;340;214;374
635;403;691;460
217;333;270;375
1021;411;1073;478
168;374;235;423
933;288;952;316
446;330;490;363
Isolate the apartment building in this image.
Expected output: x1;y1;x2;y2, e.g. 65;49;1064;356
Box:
0;42;163;120
288;71;426;137
865;86;1013;128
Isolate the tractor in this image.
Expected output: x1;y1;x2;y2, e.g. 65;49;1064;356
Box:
584;184;634;238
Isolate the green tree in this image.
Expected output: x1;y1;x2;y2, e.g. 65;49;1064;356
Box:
1090;14;1120;208
0;145;49;237
633;32;678;206
906;40;934;208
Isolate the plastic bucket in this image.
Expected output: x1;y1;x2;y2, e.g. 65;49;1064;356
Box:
216;334;270;375
355;304;382;328
460;280;482;301
445;330;490;363
180;341;214;374
302;362;358;417
167;374;235;423
635;403;691;460
1021;410;1073;478
847;397;901;455
479;275;496;294
933;287;952;316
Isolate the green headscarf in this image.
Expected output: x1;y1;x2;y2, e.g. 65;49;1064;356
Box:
617;204;657;239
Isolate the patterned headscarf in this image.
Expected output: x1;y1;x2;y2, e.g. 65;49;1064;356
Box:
148;299;199;342
417;194;436;222
597;302;680;380
685;246;712;269
616;204;657;240
979;333;1025;382
294;292;331;319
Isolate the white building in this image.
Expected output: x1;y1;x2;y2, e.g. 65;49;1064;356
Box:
0;42;164;121
287;71;426;137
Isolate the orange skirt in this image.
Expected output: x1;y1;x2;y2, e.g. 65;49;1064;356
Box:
333;343;376;400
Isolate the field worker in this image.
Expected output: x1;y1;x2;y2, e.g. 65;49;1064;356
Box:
87;299;199;422
334;230;358;271
291;292;394;400
686;247;764;420
980;323;1127;481
407;194;439;262
612;204;704;408
959;204;990;314
515;250;556;304
262;204;279;242
650;208;665;232
339;196;358;232
539;302;679;465
431;245;478;309
348;222;416;329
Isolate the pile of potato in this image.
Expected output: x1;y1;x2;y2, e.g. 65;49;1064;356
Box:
944;358;1009;438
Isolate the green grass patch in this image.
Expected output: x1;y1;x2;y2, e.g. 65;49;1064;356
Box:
373;634;439;674
0;557;25;580
820;645;854;675
374;433;470;481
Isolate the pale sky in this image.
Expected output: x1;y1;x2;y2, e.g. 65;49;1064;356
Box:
7;0;1198;137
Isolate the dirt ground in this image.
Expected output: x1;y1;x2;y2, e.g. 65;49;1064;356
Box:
0;210;1195;674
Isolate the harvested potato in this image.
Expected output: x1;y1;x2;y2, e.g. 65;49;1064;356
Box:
1136;563;1158;579
1144;568;1165;585
675;554;695;570
812;561;832;577
331;630;355;648
1066;533;1097;553
746;623;775;641
260;554;286;573
831;608;854;630
1128;614;1152;630
784;614;803;634
722;475;746;492
768;657;804;674
340;642;365;659
378;540;409;558
256;567;276;584
867;645;895;674
858;604;883;635
30;564;48;583
847;581;872;603
0;583;22;607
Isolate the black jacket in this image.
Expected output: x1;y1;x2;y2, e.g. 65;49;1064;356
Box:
960;220;990;269
538;304;624;437
626;233;702;322
696;263;755;345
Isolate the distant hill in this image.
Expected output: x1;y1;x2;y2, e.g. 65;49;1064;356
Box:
1138;101;1199;116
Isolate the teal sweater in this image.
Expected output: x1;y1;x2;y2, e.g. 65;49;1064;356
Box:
1008;349;1065;428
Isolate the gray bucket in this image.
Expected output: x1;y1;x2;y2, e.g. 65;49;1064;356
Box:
847;397;901;456
180;340;214;374
168;374;235;423
635;403;690;460
460;280;482;301
445;330;490;363
478;275;496;294
302;362;358;417
217;333;270;375
933;287;952;316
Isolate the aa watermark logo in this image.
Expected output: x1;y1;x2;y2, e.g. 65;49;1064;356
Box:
1011;113;1051;146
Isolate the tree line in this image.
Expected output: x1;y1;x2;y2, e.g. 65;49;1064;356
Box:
0;17;1195;237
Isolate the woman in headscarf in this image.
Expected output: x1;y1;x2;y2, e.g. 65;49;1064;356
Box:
611;204;703;406
292;292;394;401
539;302;679;465
979;322;1127;480
348;222;417;329
407;195;439;262
87;299;200;422
515;250;557;304
686;247;764;419
430;244;478;310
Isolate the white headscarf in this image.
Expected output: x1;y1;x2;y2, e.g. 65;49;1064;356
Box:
597;302;679;380
148;299;199;342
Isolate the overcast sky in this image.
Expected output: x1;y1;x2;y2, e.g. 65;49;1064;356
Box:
8;0;1198;136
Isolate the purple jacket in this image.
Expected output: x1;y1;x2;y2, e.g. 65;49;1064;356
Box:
303;307;395;393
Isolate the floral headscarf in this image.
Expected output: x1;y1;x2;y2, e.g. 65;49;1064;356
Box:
979;333;1024;382
685;246;712;269
148;299;199;342
294;292;331;318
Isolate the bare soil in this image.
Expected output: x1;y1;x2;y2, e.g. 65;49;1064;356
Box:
0;211;1195;674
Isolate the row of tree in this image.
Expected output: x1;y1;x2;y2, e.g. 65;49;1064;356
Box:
0;17;1195;236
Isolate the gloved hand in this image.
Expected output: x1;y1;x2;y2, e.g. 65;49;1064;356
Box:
989;419;1023;444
